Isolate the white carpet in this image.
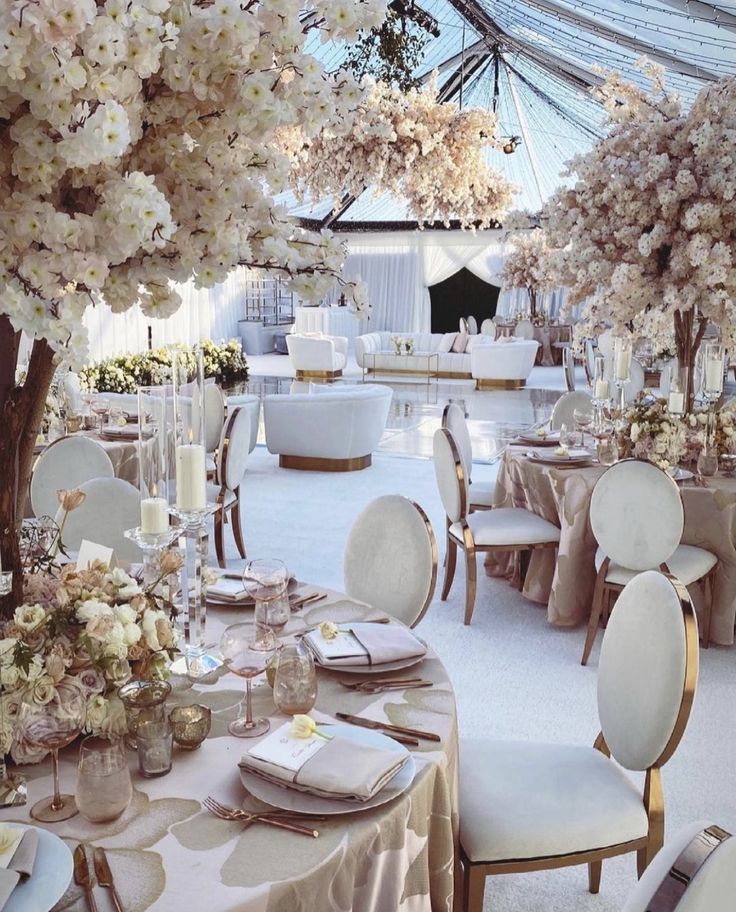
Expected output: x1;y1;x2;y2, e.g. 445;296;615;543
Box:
225;446;735;912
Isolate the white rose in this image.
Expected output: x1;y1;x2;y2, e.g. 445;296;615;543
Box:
12;603;46;632
85;694;109;733
630;422;641;442
122;622;142;647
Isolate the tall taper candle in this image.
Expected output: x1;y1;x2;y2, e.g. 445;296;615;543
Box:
176;444;206;511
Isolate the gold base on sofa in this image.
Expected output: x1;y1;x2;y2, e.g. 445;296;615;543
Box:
279;454;371;472
295;369;342;381
475;378;526;390
365;368;472;380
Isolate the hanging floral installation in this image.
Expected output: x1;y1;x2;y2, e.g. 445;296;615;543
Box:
543;61;736;407
500;230;555;321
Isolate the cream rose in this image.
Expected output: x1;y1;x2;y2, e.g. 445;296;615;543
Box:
13;603;46;632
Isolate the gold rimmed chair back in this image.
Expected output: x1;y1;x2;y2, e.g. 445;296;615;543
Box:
55;477;142;563
582;459;717;664
209;406;250;568
458;570;699;912
563;346;576;391
433;428;560;625
441;403;494;512
30;435;115;520
343;495;438;628
549;390;592;430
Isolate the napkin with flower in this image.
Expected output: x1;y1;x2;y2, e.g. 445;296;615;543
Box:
240;717;409;802
303;623;426;667
0;825;38;911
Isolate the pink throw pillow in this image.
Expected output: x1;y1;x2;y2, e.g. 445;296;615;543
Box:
451;332;468;353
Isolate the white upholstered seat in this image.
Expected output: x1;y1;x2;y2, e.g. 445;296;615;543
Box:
470;339;539;389
595;544;717;587
451;508;560;547
55;477;141;563
344;495;437;628
460;740;648;863
286;333;347;379
31;436;115;520
458;571;699;912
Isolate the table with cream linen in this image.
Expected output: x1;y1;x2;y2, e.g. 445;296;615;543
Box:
1;591;459;912
485;446;736;645
494;325;572;366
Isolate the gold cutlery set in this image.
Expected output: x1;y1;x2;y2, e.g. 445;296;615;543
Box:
74;844;123;912
203;796;322;838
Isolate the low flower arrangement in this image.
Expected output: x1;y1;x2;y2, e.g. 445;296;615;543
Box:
80;340;248;394
390;336;414;355
0;555;180;765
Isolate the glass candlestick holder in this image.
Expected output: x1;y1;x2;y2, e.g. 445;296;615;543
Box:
124;527;181;589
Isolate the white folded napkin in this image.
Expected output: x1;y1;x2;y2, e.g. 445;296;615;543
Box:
0;829;39;911
304;623;426;667
241;722;408;801
206;578;250;603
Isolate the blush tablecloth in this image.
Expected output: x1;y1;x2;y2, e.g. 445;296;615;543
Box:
485;446;736;645
2;592;459;912
494;324;572;366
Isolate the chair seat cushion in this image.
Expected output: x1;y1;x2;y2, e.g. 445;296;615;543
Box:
595;544;717;586
469;480;495;508
450;508;560;547
459;740;649;863
206;482;237;509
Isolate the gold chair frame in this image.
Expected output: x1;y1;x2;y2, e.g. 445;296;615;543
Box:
213;408;247;568
438;429;558;625
581;460;715;665
441;405;492;514
458;574;699;912
407;499;439;628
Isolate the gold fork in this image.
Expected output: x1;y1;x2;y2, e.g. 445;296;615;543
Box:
203;797;320;838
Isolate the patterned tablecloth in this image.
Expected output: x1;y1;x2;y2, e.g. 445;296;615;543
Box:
1;591;459;912
485;447;736;645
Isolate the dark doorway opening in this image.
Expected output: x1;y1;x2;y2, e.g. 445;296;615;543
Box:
428;268;500;333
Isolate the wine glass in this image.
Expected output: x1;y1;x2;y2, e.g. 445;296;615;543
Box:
17;691;87;822
573;408;593;447
91;398;111;430
220;621;277;738
242;558;290;633
559;423;572;448
80;388;97;428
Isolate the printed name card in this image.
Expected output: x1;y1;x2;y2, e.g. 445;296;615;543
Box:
247;722;328;773
76;540;115;571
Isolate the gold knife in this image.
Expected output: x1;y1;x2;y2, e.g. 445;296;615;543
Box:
336;712;441;743
93;847;124;912
73;844;98;912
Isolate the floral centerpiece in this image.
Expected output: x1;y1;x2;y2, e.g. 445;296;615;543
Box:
390;335;414;355
0;556;179;764
617;399;687;472
500;230;555;323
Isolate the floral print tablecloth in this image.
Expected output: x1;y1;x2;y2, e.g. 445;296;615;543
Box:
486;447;736;645
1;593;458;912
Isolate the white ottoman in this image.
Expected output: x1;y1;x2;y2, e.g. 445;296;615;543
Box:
471;340;540;389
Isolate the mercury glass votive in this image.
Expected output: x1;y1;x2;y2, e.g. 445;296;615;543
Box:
119;680;171;750
137;720;174;778
169;705;211;750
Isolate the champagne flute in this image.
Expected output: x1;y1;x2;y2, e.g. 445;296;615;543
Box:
17;691;87;822
220;621;277;738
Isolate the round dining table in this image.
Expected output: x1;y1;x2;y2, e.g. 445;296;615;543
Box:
1;589;459;912
486;446;736;645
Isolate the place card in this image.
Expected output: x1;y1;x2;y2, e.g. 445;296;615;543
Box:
247;722;328;773
76;540;115;571
306;629;368;660
207;578;249;602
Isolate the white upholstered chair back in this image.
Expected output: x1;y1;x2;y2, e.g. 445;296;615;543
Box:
480;319;494;336
459;317;469;334
513;319;535;340
622;821;735;912
204;383;226;453
597;571;698;771
442;403;473;482
344;495;438;628
31;436;115;520
591;460;684;571
549;390;592;430
563;347;576;391
433;428;466;524
584;340;596;385
466;316;478;334
216;406;251;492
55;477;142;563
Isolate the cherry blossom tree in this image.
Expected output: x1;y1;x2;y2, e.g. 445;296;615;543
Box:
500;230;555;319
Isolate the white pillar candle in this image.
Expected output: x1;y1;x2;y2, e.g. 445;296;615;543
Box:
668;391;685;414
176;444;207;511
594;379;610;400
614;346;632;381
141;497;169;534
705;358;723;394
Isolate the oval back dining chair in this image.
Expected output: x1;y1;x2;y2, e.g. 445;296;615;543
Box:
31;436;115;520
55;476;142;563
581;459;717;664
549;390;592;431
209;406;250;567
459;570;699;912
205;382;226;453
563;346;576;391
584;340;596;386
433;428;560;624
466;315;478;335
513;319;535;340
343;495;438;628
622;821;734;912
480;319;494;336
441;403;493;511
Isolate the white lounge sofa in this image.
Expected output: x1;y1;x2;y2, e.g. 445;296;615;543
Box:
286;333;348;380
355;332;490;379
470;339;540;389
264;385;392;471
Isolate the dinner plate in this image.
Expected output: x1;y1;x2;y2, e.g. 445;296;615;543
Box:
3;824;73;912
525;448;594;466
207;576;299;607
516;431;560;446
240;723;416;816
314;652;426;675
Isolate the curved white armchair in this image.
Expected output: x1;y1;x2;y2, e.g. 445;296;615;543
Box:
286;333;348;381
31;436;114;520
344;495;437;627
470;339;539;390
264;385;391;471
459;571;699;912
56;477;142;563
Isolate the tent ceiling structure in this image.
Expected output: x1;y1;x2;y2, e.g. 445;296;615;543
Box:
288;0;736;226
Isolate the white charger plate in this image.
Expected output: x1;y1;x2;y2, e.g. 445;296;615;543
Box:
314;653;426;675
526;448;594;466
240;723;415;816
3;824;73;912
517;431;560;446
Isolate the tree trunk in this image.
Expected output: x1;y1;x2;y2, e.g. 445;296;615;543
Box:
673;308;708;414
528;287;537;319
0;317;56;619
